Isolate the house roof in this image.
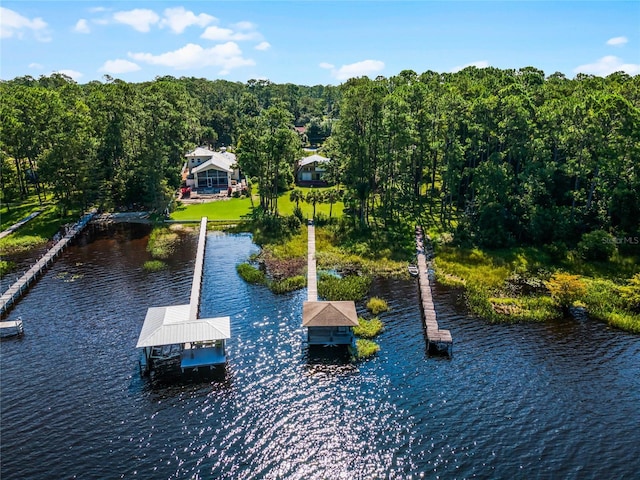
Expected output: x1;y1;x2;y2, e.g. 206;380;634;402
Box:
136;304;231;347
302;301;359;327
186;146;216;158
298;154;330;168
191;152;236;174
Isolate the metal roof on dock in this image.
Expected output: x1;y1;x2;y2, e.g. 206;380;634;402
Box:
136;305;230;348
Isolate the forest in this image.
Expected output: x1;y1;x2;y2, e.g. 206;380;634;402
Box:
1;67;639;253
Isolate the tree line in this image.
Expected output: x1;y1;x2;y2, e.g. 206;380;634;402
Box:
328;68;639;251
1;68;638;250
0;74;338;215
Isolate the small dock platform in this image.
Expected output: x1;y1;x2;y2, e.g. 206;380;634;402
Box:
0;210;96;317
0;318;24;338
415;226;452;356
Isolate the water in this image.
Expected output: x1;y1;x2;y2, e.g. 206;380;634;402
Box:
1;226;639;479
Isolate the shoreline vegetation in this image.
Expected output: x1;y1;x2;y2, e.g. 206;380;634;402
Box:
2;195;638;334
2;71;637;334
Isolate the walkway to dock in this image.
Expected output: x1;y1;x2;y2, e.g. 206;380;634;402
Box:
0;210;42;240
0;210;96;317
307;220;318;302
302;219;358;346
415;226;453;356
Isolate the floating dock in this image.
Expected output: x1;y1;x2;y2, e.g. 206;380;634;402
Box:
415;226;452;356
0;210;96;317
0;318;24;338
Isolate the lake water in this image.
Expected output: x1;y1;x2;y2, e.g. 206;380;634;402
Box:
1;225;639;479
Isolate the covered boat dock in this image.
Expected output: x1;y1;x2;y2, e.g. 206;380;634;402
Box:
136;217;230;374
302;219;358;347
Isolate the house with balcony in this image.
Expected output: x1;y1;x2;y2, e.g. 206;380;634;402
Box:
183;147;241;193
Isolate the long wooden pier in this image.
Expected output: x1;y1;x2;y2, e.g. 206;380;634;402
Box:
0;210;96;317
307;220;318;302
415;226;453;356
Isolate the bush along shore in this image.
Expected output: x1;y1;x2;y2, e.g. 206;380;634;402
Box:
432;242;640;334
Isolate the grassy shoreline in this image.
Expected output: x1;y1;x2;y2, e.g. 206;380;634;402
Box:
432;244;640;333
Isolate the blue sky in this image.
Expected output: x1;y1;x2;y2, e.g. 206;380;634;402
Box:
1;1;639;85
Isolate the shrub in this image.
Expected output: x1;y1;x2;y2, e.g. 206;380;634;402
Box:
355;339;380;359
620;274;640;312
544;272;586;314
143;260;167;272
269;275;306;294
366;297;389;315
236;263;266;284
543;241;568;262
0;259;16;276
353;316;384;338
577;230;616;261
318;273;371;301
292;206;305;224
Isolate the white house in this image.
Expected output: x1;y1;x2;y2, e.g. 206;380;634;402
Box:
184;147;241;191
296;154;330;185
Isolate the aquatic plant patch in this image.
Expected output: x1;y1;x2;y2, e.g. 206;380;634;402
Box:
147;228;180;260
366;297;389;315
355;339;380;359
143;260;167;272
353;316;384;338
318;273;371;301
269;275;306;294
236;263;266;284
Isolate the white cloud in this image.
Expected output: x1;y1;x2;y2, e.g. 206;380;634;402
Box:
160;7;216;34
74;19;90;34
255;41;271;51
0;7;50;41
233;21;255;31
54;69;83;80
99;59;141;74
331;59;385;80
89;7;109;14
451;60;489;73
201;25;259;41
606;36;628;47
319;62;335;70
574;55;640;76
29;62;44;69
113;9;159;32
129;42;255;74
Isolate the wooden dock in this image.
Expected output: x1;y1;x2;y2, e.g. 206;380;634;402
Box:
307;220;318;302
0;210;96;317
415;226;452;356
137;217;231;375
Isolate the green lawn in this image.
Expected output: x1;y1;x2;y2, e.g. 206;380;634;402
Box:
170;186;344;222
1;194;80;255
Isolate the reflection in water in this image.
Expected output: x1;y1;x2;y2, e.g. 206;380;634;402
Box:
1;226;639;479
